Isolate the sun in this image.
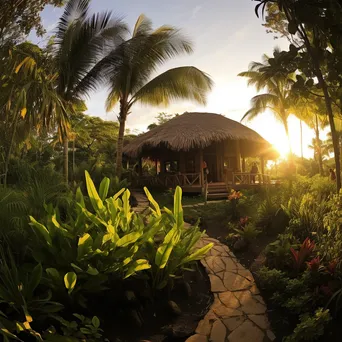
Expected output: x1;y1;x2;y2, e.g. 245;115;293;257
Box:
274;139;291;160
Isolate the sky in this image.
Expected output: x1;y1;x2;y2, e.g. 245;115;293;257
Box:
33;0;325;159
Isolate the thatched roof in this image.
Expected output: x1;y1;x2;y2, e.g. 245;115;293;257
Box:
124;112;277;159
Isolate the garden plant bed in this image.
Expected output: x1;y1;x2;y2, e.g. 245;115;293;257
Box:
105;262;213;342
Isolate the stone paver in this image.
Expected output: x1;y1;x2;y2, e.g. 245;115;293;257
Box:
132;192;275;342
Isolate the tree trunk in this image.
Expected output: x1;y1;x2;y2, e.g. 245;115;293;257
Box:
63;136;69;183
317;73;341;191
315;115;323;176
115;104;128;179
300;120;304;160
3;112;20;187
296;22;341;191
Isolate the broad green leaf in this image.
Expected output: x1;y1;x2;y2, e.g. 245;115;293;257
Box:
116;232;141;247
86;266;99;276
179;243;213;265
79;206;107;229
29;216;52;246
173;186;183;228
77;233;93;260
155;227;180;269
124;259;151;279
144;187;161;216
64;272;77;294
99;177;110;201
113;188;125;200
26;263;42;296
85;170;104;212
140;216;163;243
70;264;83;273
92;316;100;328
46;268;61;281
76;187;85;208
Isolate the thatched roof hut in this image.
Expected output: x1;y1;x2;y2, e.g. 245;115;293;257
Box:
123;112;276;159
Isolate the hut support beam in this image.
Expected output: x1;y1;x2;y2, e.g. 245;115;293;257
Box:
242;157;246;172
260;156;265;184
235;141;241;171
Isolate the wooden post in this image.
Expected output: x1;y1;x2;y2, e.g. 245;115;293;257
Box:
235;141;241;171
260;156;265;184
242;157;246;172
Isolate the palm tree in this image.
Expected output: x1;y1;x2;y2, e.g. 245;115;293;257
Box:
0;42;66;186
54;0;127;182
239;48;295;156
89;15;213;178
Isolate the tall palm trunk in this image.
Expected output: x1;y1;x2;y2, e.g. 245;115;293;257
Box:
314;115;323;176
63;136;69;183
116;101;128;179
283;117;292;157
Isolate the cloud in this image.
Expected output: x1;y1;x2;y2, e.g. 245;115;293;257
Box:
191;5;203;19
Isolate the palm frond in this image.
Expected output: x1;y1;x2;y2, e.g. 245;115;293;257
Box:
55;0;90;41
133;14;152;37
131;66;213;106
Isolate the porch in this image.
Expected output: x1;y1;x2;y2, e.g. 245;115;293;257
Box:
134;171;275;194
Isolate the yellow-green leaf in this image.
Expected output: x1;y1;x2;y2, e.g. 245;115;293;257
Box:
144;187;161;216
85;170;104;212
29;216;52;246
116;232;141;247
179;243;213;266
124;259;151;279
64;272;77;294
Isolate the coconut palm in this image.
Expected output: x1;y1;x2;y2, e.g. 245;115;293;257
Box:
88;15;213;178
0;42;67;186
239;48;295;156
54;0;127;182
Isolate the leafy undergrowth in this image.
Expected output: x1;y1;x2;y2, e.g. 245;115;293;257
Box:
183;177;342;341
0;172;213;341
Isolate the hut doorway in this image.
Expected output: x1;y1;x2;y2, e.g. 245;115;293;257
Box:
203;154;219;182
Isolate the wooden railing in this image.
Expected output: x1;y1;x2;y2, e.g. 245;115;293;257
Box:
136;172;201;188
232;172;271;185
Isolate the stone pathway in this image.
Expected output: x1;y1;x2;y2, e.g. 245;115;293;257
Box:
132;192;275;342
186;236;275;342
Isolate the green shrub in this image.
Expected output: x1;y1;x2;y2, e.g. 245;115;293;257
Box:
234;222;261;244
256;266;289;292
284;308;331;342
265;233;298;269
28;172;213;300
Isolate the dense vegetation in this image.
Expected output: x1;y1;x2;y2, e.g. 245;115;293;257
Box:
1;0;342;341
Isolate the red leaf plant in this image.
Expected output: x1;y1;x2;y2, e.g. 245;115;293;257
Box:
290;237;315;271
307;256;321;272
327;260;338;276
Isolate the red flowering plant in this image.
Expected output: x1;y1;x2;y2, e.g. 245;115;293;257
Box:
290;237;315;272
228;189;244;220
